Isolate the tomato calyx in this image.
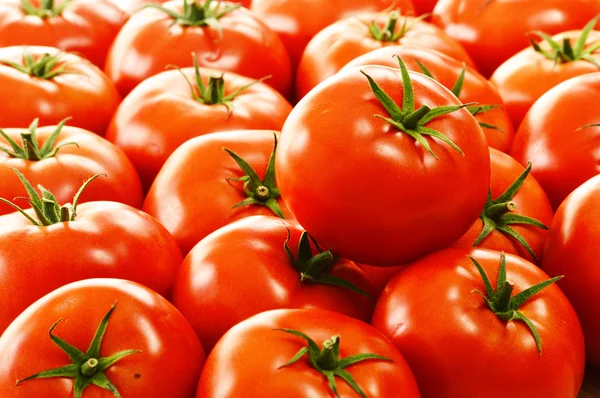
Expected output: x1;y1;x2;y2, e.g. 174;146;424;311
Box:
223;134;285;218
0;51;73;80
147;0;240;31
0;117;77;161
368;12;428;42
528;15;600;67
16;303;140;398
0;168;105;226
362;56;469;159
20;0;71;18
276;329;392;398
283;228;372;300
474;162;549;263
470;253;563;355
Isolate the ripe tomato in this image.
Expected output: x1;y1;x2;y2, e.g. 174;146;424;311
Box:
343;45;514;152
0;174;183;334
171;215;374;350
433;0;600;77
106;63;292;190
105;0;292;97
414;0;437;15
251;0;415;69
543;175;600;367
112;0;252;13
372;248;585;397
0;120;143;215
509;72;600;209
197;309;421;398
492;26;600;128
296;12;474;100
0;279;204;398
0;46;120;135
0;0;126;68
144;130;293;255
356;263;405;298
453;148;553;264
277;61;490;266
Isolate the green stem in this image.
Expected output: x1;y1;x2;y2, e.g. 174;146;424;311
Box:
495;281;514;313
485;201;516;219
255;186;270;200
317;337;339;370
402;105;431;129
80;358;98;377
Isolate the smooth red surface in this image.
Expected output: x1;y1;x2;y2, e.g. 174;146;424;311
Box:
0;124;143;215
0;202;183;334
509;72;600;209
277;65;490;266
0;279;204;397
0;46;121;135
413;0;437;15
543;175;600;367
171;216;375;350
357;263;405;298
372;248;585;398
197;309;421;398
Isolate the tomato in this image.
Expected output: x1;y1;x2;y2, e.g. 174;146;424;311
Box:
372;248;585;397
0;173;183;334
356;263;405;298
112;0;252;13
277;61;490;266
509;72;600;209
0;46;120;135
197;309;421;398
0;278;204;397
296;12;474;100
0;120;143;215
543;175;600;367
143;130;293;255
453;148;553;263
492;25;600;129
343;45;514;152
105;0;292;97
414;0;437;15
0;0;125;68
171;215;374;350
251;0;415;69
432;0;600;77
106;62;292;190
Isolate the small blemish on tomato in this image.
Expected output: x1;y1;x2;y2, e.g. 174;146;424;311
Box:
134;373;142;379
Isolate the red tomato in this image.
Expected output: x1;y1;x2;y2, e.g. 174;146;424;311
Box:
343;45;514;152
492;28;600;128
543;175;600;367
112;0;252;13
453;148;553;263
372;248;585;397
0;120;143;215
0;0;126;68
143;130;293;255
296;12;474;100
0;46;120;135
357;263;405;298
251;0;415;69
277;62;490;266
433;0;600;77
106;65;292;190
197;309;421;398
413;0;437;15
105;0;292;97
171;215;374;350
0;279;204;397
509;72;600;209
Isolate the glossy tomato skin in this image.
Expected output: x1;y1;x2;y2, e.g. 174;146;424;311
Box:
143;130;293;255
171;216;375;350
372;248;585;398
105;1;292;97
106;67;292;190
251;0;415;69
0;46;121;135
433;0;600;77
0;279;204;397
0;0;126;68
197;309;421;398
453;148;553;262
543;175;600;367
413;0;437;15
0;202;183;334
0;125;143;215
343;45;514;152
296;14;474;100
277;65;490;266
492;31;600;129
509;72;600;209
356;263;405;298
